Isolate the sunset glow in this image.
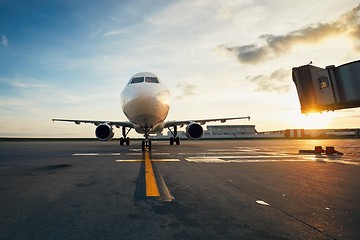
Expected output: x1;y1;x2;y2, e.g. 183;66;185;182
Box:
0;1;359;137
288;112;336;129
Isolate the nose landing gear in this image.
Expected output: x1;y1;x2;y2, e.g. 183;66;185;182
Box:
142;140;152;152
142;129;152;151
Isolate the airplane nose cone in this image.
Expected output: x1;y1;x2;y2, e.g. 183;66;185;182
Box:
121;86;170;128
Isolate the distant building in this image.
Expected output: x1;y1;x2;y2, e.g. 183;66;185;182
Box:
155;125;360;139
305;128;360;138
258;128;360;138
204;125;256;138
285;129;305;138
156;125;257;139
256;130;285;138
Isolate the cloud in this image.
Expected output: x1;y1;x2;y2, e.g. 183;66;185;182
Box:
244;68;291;93
222;44;269;65
220;4;360;64
175;82;200;99
1;35;8;47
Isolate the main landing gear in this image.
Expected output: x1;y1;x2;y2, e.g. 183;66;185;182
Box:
168;126;180;146
120;126;131;146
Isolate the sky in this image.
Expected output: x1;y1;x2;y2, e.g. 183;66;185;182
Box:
1;0;360;138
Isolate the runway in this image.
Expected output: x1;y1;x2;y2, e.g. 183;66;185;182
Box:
0;139;359;239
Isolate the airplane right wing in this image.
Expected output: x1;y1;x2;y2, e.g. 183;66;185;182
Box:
163;116;250;128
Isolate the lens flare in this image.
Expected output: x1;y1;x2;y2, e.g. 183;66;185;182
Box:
289;111;336;129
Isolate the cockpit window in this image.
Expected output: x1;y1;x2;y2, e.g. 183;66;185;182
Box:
130;77;144;84
145;77;159;83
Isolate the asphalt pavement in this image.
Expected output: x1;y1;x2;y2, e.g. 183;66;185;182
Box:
0;139;359;240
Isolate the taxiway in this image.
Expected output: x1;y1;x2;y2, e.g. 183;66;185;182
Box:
0;139;359;239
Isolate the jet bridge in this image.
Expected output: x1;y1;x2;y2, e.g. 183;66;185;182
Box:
292;60;360;114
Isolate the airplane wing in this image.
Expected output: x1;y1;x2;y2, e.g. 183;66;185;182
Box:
52;118;135;128
163;116;250;128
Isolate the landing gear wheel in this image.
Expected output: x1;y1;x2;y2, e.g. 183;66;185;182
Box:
170;137;174;145
142;140;145;151
120;127;131;147
142;140;152;151
168;126;180;146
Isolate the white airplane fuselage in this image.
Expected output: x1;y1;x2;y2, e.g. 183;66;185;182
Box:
120;72;170;134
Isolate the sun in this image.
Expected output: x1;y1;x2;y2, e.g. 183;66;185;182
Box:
288;111;336;129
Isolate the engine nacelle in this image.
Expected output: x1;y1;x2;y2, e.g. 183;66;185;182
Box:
186;122;203;140
95;123;114;141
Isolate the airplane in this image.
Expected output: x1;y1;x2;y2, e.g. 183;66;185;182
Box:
53;72;250;151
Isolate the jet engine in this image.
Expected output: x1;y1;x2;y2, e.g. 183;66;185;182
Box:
186;122;203;140
95;123;114;141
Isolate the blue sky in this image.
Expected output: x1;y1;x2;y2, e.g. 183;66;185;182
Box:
1;0;360;137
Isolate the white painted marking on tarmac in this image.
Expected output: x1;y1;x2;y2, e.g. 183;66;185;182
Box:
207;149;245;152
115;159;180;163
152;159;180;162
208;148;265;153
186;159;310;163
115;159;143;162
256;200;270;206
73;153;120;156
185;154;360;166
234;147;262;151
153;152;171;155
178;152;208;155
126;152;170;156
304;156;360;166
185;156;310;163
185;158;227;163
194;152;263;156
129;149;142;152
186;154;306;162
126;153;142;156
199;155;303;159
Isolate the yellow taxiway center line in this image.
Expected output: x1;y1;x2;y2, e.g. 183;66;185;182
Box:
144;150;160;197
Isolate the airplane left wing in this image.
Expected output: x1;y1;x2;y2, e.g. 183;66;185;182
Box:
52;118;135;128
163;116;250;128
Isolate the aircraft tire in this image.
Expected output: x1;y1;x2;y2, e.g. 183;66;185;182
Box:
141;140;145;151
175;137;180;145
120;137;124;145
126;137;130;145
170;137;174;145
